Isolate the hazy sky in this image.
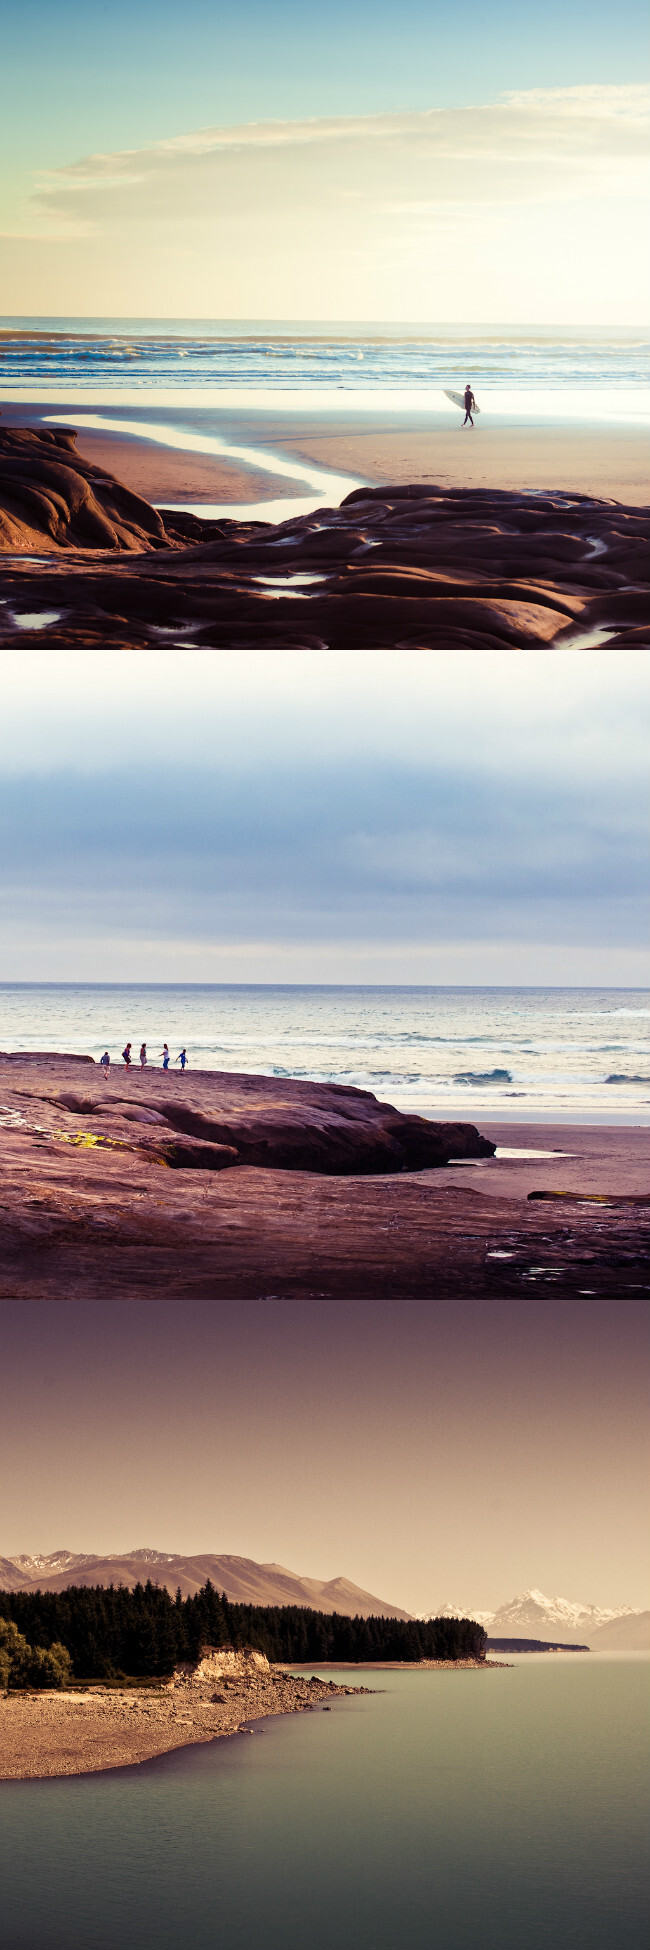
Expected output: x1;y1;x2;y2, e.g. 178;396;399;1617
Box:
1;0;647;317
1;1298;648;1611
0;651;647;984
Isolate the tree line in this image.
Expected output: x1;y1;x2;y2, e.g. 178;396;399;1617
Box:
0;1580;486;1684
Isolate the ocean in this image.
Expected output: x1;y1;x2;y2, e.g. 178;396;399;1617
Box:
1;985;648;1122
3;316;647;522
1;320;649;392
1;1656;648;1950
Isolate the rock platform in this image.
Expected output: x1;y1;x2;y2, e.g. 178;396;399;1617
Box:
0;1058;647;1298
1;430;648;646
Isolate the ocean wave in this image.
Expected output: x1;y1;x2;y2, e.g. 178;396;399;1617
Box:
2;323;648;390
453;1069;513;1085
605;1073;650;1084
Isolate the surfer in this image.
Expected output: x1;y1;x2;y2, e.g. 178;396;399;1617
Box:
463;384;476;427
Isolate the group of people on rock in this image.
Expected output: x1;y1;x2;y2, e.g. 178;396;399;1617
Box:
98;1043;188;1076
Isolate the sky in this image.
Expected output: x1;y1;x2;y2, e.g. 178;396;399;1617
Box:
0;650;647;984
1;1297;648;1612
1;0;648;318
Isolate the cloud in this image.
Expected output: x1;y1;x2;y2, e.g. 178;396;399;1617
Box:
26;86;650;234
0;652;646;978
0;649;648;781
6;82;645;317
0;755;645;973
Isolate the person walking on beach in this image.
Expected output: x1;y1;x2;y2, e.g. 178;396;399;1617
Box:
176;1048;187;1071
463;383;476;427
122;1042;132;1067
159;1043;170;1070
139;1043;147;1069
99;1051;110;1080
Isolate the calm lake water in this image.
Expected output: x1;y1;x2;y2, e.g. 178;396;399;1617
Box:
1;1657;648;1950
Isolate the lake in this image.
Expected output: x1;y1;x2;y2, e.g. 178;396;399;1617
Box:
1;1655;647;1950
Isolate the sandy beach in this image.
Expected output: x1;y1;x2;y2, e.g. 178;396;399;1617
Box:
3;400;649;509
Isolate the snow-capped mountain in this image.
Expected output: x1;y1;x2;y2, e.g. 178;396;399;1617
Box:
1;1547;179;1586
423;1589;649;1649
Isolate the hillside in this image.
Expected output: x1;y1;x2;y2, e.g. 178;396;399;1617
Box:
0;1550;410;1618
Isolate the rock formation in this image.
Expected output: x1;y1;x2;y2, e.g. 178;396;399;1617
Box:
0;1053;494;1174
1;430;648;646
0;425;195;554
0;1057;647;1299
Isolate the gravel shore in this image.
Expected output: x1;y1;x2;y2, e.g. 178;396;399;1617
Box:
0;1657;370;1780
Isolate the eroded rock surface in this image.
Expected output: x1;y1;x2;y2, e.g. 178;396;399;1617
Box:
0;1053;493;1175
1;439;648;646
0;1059;647;1298
0;426;202;556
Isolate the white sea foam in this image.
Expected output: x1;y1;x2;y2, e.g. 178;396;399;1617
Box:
0;985;647;1123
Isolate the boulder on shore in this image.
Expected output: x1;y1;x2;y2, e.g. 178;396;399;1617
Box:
0;426;193;554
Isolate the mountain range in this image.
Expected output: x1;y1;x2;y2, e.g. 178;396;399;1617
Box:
429;1588;650;1651
1;1559;646;1647
0;1550;410;1618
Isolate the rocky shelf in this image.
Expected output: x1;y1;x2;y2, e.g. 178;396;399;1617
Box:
1;428;648;647
0;1057;647;1299
0;1052;494;1175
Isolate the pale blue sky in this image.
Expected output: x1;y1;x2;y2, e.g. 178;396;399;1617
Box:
5;0;646;165
2;0;648;318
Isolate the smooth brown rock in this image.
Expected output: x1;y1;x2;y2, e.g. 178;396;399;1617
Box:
1;438;647;645
0;1062;647;1298
0;1054;493;1176
0;426;200;555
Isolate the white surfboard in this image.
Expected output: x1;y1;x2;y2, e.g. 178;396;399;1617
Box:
444;389;481;415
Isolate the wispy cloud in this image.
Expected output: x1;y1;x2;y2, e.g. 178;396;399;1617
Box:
6;84;644;316
0;652;646;980
32;86;649;227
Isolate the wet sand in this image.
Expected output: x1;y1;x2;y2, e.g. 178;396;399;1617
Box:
435;1123;650;1201
3;401;648;508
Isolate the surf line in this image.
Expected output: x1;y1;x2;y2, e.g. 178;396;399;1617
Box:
43;413;366;521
